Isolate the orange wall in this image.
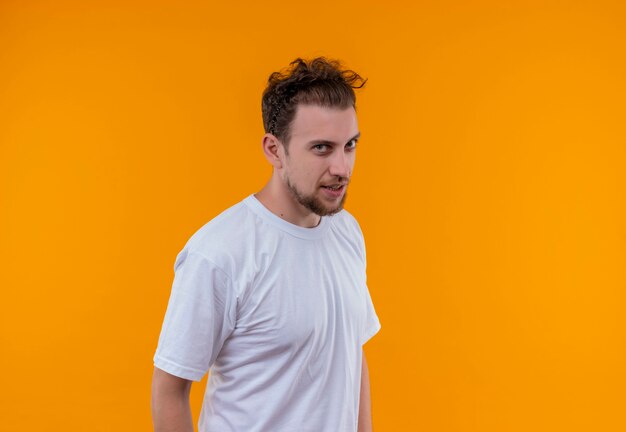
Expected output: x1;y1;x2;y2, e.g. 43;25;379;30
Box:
1;1;625;431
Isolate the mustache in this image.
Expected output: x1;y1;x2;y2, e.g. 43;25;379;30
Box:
321;177;350;187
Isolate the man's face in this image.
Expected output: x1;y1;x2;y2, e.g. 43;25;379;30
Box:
279;104;360;217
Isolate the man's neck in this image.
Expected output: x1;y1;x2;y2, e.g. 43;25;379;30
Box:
255;176;321;228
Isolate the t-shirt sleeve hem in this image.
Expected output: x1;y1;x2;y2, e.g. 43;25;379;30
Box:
153;355;206;382
361;321;381;346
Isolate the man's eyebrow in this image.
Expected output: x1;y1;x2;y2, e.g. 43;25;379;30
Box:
308;132;361;146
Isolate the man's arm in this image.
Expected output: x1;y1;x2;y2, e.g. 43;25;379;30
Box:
151;367;194;432
358;351;373;432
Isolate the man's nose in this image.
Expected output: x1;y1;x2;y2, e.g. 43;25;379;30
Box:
328;150;351;179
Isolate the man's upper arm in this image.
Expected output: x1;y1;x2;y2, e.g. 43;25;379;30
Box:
154;250;237;382
152;366;192;395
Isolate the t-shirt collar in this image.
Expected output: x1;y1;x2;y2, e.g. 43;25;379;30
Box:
244;194;331;240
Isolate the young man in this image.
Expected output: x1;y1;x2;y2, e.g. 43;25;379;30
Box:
151;57;381;432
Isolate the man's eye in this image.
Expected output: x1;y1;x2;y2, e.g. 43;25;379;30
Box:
346;139;357;150
314;144;328;151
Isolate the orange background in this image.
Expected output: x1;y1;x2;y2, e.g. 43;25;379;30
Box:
1;1;625;431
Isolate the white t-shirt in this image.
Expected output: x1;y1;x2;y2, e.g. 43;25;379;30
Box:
154;194;381;432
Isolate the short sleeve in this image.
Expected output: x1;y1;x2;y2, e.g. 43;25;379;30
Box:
154;249;237;381
349;215;381;345
361;285;381;345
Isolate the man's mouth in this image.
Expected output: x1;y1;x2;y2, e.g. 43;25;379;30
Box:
321;184;345;191
320;183;347;199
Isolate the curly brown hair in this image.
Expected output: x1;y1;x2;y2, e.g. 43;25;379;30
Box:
261;57;366;148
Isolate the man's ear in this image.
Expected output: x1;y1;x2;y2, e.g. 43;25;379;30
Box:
261;133;284;169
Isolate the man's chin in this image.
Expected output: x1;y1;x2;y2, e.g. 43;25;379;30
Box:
315;206;342;217
286;178;347;217
314;194;347;216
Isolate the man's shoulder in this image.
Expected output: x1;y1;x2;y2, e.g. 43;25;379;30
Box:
181;196;256;260
330;208;364;239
